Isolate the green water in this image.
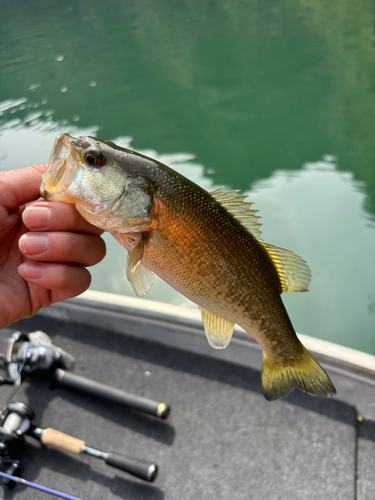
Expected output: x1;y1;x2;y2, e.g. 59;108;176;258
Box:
1;0;374;355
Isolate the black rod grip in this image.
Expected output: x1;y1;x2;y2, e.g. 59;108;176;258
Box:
105;452;158;482
53;369;170;419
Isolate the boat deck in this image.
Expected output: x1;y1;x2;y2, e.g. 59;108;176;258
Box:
0;298;374;500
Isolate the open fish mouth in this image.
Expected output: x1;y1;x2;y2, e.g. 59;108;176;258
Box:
40;134;73;200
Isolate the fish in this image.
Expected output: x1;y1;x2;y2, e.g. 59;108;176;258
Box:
40;133;336;401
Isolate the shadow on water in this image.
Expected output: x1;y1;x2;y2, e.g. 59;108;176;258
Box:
1;0;375;210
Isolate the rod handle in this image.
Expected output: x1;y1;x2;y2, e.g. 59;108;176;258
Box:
105;452;158;482
40;428;85;454
54;369;170;419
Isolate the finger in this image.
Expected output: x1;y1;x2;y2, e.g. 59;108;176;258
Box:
18;261;92;300
19;232;106;266
0;165;47;210
23;201;104;235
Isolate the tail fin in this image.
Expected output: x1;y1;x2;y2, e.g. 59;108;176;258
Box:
261;347;336;401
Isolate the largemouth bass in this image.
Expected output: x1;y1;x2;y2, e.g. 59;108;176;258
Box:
41;134;336;401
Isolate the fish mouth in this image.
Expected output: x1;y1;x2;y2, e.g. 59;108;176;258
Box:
40;134;73;200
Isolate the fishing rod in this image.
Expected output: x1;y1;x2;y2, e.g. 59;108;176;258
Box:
0;329;163;496
0;330;170;419
0;402;158;483
53;368;169;419
0;401;83;498
0;471;83;500
30;426;158;482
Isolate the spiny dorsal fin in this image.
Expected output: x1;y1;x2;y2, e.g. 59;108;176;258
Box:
209;188;310;293
126;240;155;297
210;187;262;240
200;307;235;349
262;243;311;293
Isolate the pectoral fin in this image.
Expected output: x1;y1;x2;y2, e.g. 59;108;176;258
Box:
126;240;155;298
200;308;235;349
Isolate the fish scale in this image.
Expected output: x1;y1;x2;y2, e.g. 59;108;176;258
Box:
117;175;307;361
41;134;336;402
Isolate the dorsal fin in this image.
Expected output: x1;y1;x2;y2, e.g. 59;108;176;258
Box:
210;187;262;240
210;188;310;294
262;243;311;293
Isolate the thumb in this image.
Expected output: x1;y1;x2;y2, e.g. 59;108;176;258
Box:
0;164;47;210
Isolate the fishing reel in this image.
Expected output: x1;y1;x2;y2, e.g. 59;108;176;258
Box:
0;402;34;487
0;329;168;495
0;330;75;386
0;401;158;488
0;329;170;419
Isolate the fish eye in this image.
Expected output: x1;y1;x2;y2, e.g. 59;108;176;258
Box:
84;148;105;167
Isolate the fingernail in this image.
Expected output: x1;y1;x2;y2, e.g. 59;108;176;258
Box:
23;206;52;229
19;233;48;256
18;262;45;279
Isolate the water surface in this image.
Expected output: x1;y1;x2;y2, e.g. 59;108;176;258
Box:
0;0;374;354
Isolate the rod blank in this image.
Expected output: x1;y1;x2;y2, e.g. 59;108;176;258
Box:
53;369;170;419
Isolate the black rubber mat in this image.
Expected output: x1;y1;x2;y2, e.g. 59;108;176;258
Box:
0;314;372;500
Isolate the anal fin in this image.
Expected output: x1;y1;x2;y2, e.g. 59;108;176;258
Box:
126;239;155;298
200;308;235;349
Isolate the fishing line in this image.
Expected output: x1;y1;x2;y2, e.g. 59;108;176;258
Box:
0;470;83;500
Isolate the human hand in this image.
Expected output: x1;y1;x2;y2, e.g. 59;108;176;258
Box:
0;164;106;329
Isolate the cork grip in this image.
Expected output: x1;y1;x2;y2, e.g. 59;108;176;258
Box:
41;428;85;455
